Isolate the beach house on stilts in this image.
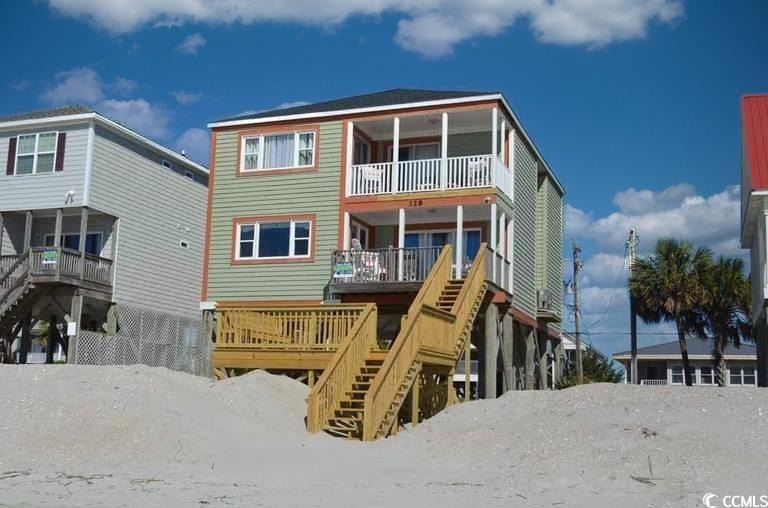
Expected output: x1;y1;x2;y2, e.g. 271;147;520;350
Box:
202;89;565;439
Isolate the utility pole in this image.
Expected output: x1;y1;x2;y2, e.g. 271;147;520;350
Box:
627;229;639;384
572;240;583;385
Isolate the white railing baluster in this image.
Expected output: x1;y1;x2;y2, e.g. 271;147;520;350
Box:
348;154;514;197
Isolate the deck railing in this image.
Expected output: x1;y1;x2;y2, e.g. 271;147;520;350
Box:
1;248;113;289
639;379;669;386
331;246;442;284
215;305;369;350
348;154;512;197
306;303;378;433
484;246;511;292
28;247;113;286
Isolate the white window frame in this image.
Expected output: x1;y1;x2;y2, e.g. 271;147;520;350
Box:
235;219;312;260
350;221;369;249
670;364;696;385
240;131;316;172
15;131;58;175
699;365;715;385
44;231;103;256
353;135;371;165
728;364;757;386
161;159;173;169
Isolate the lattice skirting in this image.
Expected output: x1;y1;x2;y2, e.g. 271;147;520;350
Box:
73;304;211;377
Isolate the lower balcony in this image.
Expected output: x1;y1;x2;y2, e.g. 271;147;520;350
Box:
329;245;510;294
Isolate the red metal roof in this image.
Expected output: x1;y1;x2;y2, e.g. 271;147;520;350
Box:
743;95;768;191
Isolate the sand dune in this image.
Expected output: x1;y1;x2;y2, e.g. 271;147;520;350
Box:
1;365;766;507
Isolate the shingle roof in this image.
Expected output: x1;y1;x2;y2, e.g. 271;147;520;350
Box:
614;339;757;358
743;95;768;191
0;105;93;124
218;88;496;123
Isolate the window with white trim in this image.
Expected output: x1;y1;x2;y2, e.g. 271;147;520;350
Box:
16;132;57;175
236;219;311;259
241;131;315;171
729;365;756;385
699;365;715;385
671;364;696;385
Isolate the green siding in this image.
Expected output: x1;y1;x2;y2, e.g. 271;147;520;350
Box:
206;122;343;301
513;139;538;317
544;177;564;331
535;173;547;290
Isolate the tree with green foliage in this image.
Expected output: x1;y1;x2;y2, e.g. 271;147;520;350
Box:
628;238;713;386
557;353;623;388
698;256;752;386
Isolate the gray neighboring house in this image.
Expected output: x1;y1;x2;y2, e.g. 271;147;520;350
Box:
613;340;758;386
0;105;208;368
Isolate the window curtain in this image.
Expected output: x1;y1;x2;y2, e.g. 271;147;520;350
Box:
263;134;294;168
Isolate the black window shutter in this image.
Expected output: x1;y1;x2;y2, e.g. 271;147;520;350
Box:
55;132;66;172
6;136;16;175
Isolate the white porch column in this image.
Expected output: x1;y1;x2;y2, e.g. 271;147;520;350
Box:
499;211;506;289
508;129;516;200
455;205;464;279
491;107;498;158
441;112;448;190
343;211;351;251
490;203;497;283
345;121;354;196
500;120;506;163
392;117;400;194
507;218;514;292
398;208;405;281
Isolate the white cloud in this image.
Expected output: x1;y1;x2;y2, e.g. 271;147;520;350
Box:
176;33;206;55
564;183;744;357
112;77;138;95
171;90;202;105
40;67;172;140
175;128;210;166
45;0;684;57
40;67;105;105
99;99;172;139
566;184;742;257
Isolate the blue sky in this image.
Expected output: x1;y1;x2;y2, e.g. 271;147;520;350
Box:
2;0;767;356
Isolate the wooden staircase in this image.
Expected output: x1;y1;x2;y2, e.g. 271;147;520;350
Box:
308;244;490;441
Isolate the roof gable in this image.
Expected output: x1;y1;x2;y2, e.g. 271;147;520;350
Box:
743;95;768;191
217;88;495;123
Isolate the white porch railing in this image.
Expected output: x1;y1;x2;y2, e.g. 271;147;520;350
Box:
639;379;668;386
484;246;511;292
348;154;513;197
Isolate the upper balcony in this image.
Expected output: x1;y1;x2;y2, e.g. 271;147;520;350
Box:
344;107;514;201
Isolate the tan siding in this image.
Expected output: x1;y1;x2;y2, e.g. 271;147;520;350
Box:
513;139;538;317
206;122;343;301
89;126;207;319
0;124;89;211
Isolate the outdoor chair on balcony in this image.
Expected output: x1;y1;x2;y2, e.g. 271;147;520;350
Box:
467;159;490;187
361;165;384;193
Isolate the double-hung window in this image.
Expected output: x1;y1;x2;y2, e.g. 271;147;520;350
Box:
699;366;714;385
671;365;696;385
729;365;756;386
16;132;57;175
241;131;315;171
236;218;312;260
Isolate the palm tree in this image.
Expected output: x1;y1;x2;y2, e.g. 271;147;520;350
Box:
699;256;752;386
628;239;713;386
